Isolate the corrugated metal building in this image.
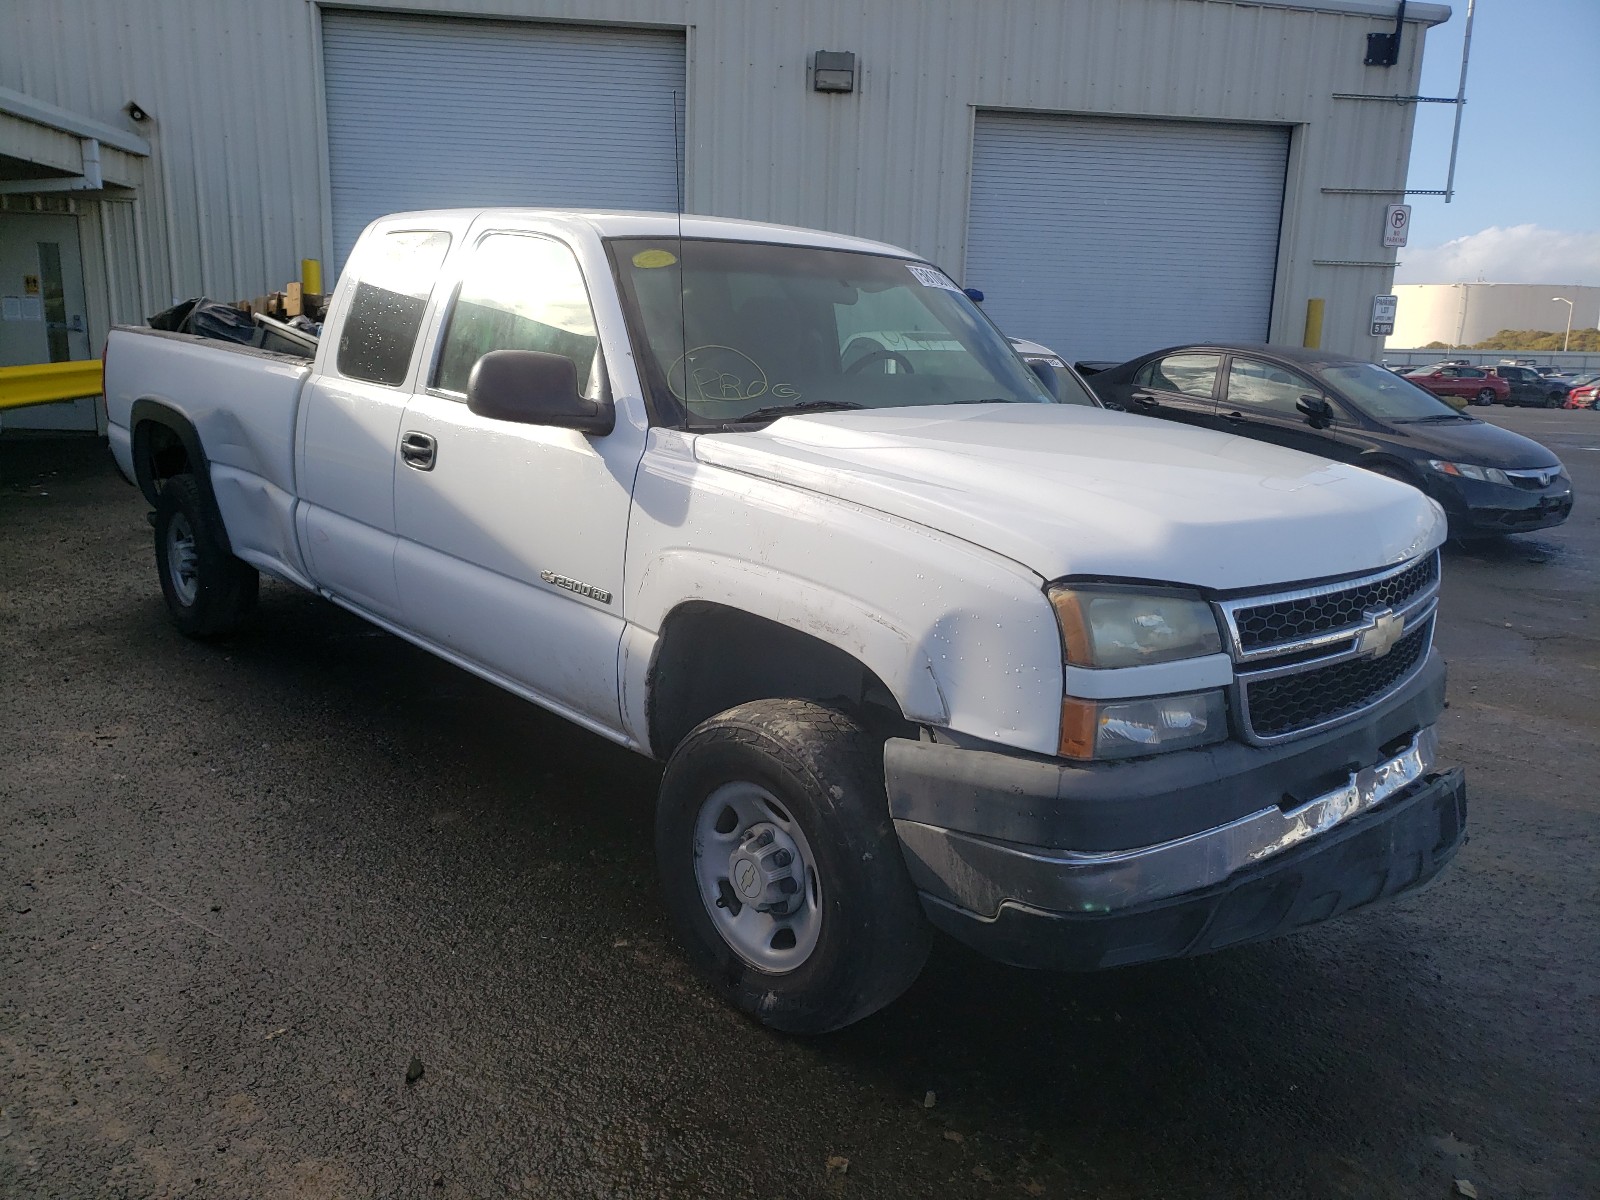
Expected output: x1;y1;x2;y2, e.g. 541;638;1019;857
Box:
2;0;1451;430
1387;283;1600;349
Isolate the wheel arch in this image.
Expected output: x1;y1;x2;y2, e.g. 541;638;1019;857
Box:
130;399;234;554
130;399;209;503
644;600;923;758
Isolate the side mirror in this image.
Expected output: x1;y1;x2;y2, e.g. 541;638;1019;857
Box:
467;350;614;435
1027;359;1063;399
1297;394;1334;424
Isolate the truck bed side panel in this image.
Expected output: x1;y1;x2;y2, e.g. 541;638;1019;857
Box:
104;327;314;584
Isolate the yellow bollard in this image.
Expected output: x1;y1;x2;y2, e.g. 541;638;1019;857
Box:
301;258;323;295
1303;298;1325;349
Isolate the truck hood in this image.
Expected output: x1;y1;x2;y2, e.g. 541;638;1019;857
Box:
694;405;1444;591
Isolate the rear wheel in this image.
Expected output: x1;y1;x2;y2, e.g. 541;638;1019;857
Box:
1476;388;1496;406
655;699;930;1034
154;474;258;638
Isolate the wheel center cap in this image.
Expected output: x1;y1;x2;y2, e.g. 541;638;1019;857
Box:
725;822;804;915
734;858;762;899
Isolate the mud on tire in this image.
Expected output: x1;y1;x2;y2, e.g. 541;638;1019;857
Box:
153;473;259;639
655;699;931;1034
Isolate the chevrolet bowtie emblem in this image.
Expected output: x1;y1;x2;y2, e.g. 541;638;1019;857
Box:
1354;608;1404;658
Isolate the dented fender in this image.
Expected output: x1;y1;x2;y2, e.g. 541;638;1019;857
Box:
622;430;1067;756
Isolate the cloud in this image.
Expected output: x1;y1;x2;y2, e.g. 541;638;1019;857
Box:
1395;225;1600;285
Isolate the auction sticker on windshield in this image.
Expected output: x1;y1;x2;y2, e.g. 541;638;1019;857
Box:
907;263;962;292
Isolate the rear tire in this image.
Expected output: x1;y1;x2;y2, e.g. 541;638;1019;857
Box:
153;473;258;639
655;699;930;1034
1475;388;1495;406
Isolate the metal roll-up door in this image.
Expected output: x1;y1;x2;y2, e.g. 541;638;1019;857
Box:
966;113;1289;364
322;13;685;269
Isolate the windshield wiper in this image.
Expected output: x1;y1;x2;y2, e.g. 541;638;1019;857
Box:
1404;413;1474;423
715;401;865;428
951;397;1015;404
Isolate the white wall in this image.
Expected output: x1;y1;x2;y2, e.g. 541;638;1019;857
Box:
2;0;1449;360
1388;284;1600;349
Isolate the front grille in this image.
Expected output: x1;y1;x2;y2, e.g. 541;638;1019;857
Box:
1242;620;1432;740
1505;470;1559;491
1232;553;1438;654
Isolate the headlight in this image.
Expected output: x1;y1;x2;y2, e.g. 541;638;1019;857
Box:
1059;690;1227;760
1048;585;1223;668
1427;459;1512;486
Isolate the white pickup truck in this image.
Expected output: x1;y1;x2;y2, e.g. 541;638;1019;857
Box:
106;209;1465;1033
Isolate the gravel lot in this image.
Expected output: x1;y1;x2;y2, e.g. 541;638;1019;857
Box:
2;409;1597;1199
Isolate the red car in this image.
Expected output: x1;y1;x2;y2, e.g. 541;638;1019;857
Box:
1402;363;1511;406
1564;379;1599;409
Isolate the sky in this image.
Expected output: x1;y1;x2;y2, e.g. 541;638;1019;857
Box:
1395;0;1600;286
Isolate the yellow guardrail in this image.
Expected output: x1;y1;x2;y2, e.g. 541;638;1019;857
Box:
0;360;104;410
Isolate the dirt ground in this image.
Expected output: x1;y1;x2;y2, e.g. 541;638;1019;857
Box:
2;410;1596;1199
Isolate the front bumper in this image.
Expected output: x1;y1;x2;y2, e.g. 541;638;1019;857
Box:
885;656;1465;970
914;768;1465;971
1430;475;1573;535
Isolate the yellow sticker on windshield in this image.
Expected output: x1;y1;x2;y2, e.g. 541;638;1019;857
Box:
632;248;678;268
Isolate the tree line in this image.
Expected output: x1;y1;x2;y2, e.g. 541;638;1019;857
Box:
1421;328;1600;353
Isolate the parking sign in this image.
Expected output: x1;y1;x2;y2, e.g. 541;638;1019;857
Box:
1383;204;1411;249
1371;294;1398;337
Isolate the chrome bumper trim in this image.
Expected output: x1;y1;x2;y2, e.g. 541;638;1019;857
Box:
894;726;1438;916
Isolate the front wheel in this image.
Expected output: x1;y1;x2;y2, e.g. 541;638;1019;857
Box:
153;474;259;638
655;700;930;1034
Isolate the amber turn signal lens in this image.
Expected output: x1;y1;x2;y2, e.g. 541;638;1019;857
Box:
1058;697;1098;759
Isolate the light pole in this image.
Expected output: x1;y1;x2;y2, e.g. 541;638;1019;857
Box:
1552;297;1574;353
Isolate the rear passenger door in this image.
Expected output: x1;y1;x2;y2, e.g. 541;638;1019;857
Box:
1125;352;1222;429
392;229;646;732
298;227;454;621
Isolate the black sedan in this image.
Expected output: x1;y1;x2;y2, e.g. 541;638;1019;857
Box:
1090;344;1574;538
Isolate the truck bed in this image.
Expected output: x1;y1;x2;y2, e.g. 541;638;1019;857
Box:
105;325;317;586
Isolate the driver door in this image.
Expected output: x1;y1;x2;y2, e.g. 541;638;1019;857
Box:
392;230;645;730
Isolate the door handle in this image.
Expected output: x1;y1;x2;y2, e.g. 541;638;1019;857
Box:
1223;410;1245;423
400;431;437;471
1131;392;1160;408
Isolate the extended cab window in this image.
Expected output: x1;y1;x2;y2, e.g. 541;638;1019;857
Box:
1138;353;1220;399
1225;358;1315;416
434;234;600;396
337;230;451;386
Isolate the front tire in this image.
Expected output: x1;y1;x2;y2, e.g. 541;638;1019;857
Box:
656;700;930;1034
154;473;259;638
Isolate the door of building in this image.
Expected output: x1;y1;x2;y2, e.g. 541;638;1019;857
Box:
0;210;96;431
966;113;1290;365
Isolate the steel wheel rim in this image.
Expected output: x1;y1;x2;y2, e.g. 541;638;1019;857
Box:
166;512;199;606
692;780;823;973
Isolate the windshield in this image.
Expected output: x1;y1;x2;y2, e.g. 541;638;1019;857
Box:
608;237;1056;427
1319;361;1469;422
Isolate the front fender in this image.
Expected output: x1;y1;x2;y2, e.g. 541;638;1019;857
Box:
623;438;1068;756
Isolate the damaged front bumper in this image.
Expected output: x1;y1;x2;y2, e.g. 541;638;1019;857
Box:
885;655;1467;970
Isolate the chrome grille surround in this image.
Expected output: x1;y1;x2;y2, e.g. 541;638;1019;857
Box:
1216;551;1440;746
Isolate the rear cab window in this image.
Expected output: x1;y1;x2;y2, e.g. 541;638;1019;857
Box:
335;230;453;386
